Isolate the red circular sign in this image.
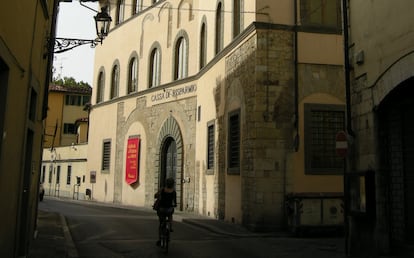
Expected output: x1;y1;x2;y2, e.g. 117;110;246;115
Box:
335;131;348;157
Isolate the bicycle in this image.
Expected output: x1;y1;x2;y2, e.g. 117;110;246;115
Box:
159;215;171;253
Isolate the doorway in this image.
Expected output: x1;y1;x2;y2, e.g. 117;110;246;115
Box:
379;78;414;243
161;137;176;186
160;137;181;209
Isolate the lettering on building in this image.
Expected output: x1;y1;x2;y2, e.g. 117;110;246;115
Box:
150;84;197;103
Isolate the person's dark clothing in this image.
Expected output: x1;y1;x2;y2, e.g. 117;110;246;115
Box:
158;189;177;208
155;188;177;243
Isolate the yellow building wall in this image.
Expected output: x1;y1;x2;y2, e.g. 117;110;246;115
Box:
293;93;344;193
298;32;344;65
61;102;89;146
121;120;148;206
87;102;118;203
77;122;89;144
0;1;57;256
44;91;64;148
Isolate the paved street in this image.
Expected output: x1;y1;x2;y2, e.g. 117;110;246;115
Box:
30;197;347;258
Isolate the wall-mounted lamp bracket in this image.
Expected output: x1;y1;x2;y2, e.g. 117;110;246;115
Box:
53;37;100;54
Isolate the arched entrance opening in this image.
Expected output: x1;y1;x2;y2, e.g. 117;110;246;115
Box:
160;137;177;187
160;137;181;210
156;116;184;211
378;77;414;244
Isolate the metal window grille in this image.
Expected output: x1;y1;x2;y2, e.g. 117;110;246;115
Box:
66;166;72;185
228;111;240;170
42;166;46;183
305;104;345;174
102;140;111;171
56;166;61;184
48;166;52;184
207;124;215;169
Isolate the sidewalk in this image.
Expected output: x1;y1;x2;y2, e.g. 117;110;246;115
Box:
28;210;67;258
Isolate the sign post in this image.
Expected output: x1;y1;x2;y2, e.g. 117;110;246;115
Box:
336;131;348;157
336;130;348;255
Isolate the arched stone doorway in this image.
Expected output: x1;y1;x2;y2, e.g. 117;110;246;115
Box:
156;116;183;210
378;77;414;244
160;137;176;187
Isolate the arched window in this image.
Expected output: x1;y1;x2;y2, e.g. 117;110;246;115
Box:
128;57;138;94
132;0;141;15
215;2;223;54
149;48;160;88
233;0;241;38
200;22;207;69
110;65;119;99
116;0;125;25
174;37;188;80
96;71;104;103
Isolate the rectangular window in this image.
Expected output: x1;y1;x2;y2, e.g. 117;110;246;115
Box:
65;95;83;106
66;165;72;185
233;0;241;38
42;165;46;183
82;96;91;105
304;104;345;174
134;0;142;14
56;166;61;184
63;123;77;134
29;88;37;121
228;110;240;174
300;0;341;32
207;121;215;172
102;140;111;172
65;95;70;105
48;166;52;183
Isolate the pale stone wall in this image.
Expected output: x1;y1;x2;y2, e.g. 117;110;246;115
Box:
42;144;89;200
89;0;346;231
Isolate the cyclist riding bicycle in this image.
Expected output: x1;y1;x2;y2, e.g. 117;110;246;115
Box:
154;177;177;246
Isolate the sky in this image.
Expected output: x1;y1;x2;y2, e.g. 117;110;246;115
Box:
54;1;98;86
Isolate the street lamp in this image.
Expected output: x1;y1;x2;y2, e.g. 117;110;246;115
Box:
95;6;112;43
53;5;112;53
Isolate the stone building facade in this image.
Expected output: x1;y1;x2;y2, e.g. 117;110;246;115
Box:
87;0;346;231
0;1;59;256
347;1;414;256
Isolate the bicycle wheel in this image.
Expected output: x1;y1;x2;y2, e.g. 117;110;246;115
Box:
162;225;169;253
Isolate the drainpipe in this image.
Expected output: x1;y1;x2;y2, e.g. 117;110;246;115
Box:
342;0;354;137
342;0;354;255
293;0;299;152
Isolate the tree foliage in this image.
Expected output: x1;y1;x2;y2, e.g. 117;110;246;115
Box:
53;76;91;88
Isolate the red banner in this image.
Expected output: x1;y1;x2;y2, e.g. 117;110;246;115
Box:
125;137;140;185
